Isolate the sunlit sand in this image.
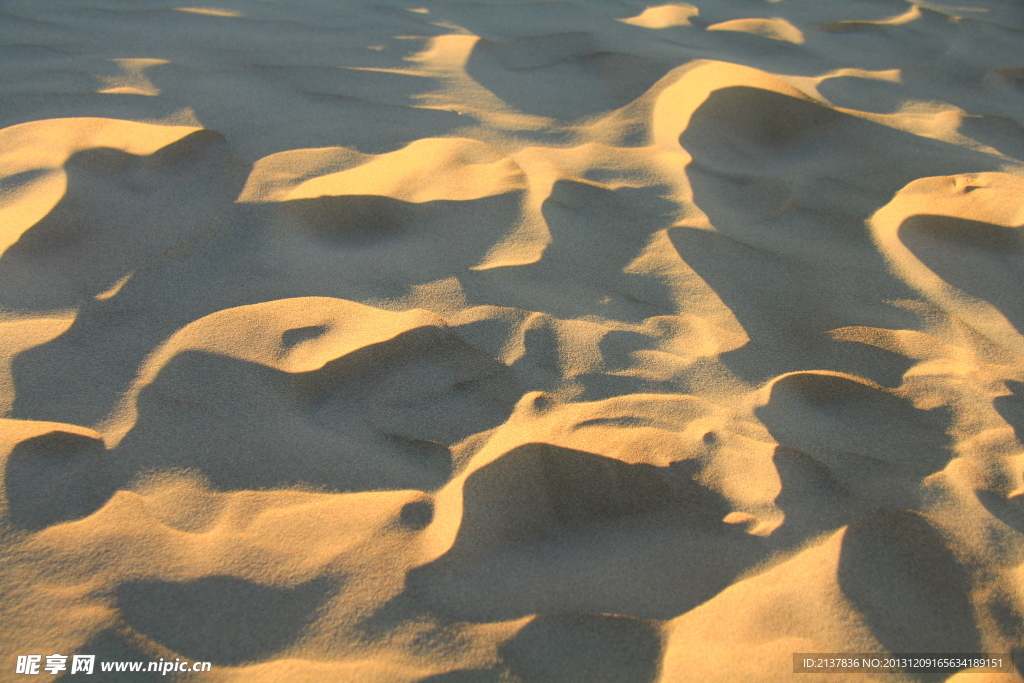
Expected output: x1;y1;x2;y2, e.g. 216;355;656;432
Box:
2;0;1024;680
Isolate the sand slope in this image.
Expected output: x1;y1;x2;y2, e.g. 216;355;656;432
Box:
2;0;1024;680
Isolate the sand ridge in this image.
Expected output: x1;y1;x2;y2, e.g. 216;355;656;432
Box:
2;0;1024;680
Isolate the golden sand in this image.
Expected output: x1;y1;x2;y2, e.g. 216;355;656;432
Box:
2;0;1024;680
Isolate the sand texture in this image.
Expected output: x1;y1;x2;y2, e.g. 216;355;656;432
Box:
2;0;1024;681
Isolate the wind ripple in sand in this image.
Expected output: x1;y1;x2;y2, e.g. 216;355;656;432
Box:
2;0;1024;681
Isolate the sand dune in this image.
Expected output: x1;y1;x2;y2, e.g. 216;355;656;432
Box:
2;0;1024;681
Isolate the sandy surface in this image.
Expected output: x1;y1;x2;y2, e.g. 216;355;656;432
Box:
2;0;1024;681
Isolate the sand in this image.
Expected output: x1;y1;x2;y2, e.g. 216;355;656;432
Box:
1;0;1024;680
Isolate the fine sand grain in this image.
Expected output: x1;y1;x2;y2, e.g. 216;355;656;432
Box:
2;0;1024;681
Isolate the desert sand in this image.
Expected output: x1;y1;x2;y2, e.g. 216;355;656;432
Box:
2;0;1024;680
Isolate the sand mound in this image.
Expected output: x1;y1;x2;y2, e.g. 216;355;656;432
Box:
2;0;1024;681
